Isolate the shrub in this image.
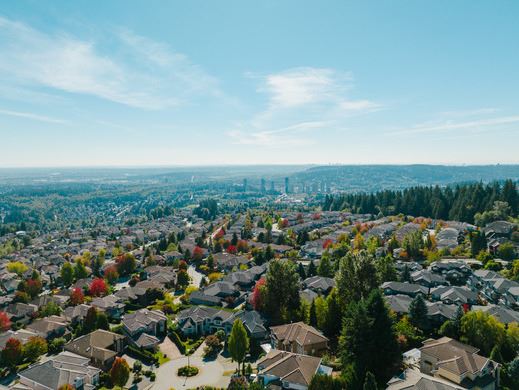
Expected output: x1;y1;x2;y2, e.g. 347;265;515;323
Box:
177;365;199;377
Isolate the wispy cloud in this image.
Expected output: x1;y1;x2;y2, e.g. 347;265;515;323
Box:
390;115;519;135
0;108;67;124
0;17;220;109
230;67;380;146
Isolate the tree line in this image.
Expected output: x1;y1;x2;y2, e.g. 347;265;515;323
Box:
323;180;518;224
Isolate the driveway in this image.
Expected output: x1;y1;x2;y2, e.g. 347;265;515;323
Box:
187;265;203;287
159;336;182;360
152;355;231;389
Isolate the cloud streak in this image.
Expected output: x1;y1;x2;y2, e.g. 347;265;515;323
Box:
390;115;519;135
0;108;67;124
230;67;380;146
0;17;220;109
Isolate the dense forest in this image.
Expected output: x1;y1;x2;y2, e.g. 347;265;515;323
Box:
323;180;519;224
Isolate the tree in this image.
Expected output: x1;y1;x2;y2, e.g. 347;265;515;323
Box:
61;262;74;286
365;290;401;383
7;261;28;276
308;260;317;277
70;287;85;305
308;374;346;390
340;302;373;386
58;385;74;390
498;242;516;261
470;231;487;257
251;278;266;311
323;289;342;339
26;278;42;298
40;301;62;317
363;371;378;390
309;300;317;327
409;294;429;330
504;357;519;389
2;338;22;367
228;319;249;374
110;357;130;387
116;253;136;276
23;336;48;362
104;265;119;284
376;255;397;283
177;270;190;289
317;254;333;278
89;278;108;297
74;260;88;280
461;311;506;356
440;305;464;339
336;251;378;306
264;260;301;324
207;254;215;270
84;306;98;333
297;262;306;279
0;311;11;331
92;249;106;277
96;312;110;330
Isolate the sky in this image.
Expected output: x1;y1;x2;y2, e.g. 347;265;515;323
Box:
0;0;518;167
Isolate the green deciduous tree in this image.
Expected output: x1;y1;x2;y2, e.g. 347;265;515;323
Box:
336;251;378;306
228;319;249;374
110;357;130;387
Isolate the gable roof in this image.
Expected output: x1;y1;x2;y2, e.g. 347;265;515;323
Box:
270;321;328;347
258;349;321;387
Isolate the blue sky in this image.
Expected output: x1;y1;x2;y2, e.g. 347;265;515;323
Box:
0;0;518;167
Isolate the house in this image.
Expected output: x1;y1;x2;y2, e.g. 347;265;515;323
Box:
384;295;457;325
91;295;125;319
223;310;268;340
471;304;519;325
302;276;335;295
411;270;447;288
387;368;465;390
430;286;478;306
257;349;331;390
189;281;245;308
63;304;91;325
177;306;233;336
484;221;515;239
381;281;428;297
0;329;39;349
419;337;499;389
25;315;69;340
121;308;166;349
270;322;329;357
14;351;101;390
64;329;125;369
5;302;38;324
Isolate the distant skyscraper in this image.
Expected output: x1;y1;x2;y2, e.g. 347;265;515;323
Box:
260;178;266;193
284;177;289;194
243;178;248;192
270;180;275;192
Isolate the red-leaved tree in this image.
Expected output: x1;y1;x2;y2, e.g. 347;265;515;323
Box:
104;265;119;284
70;288;85;305
251;278;266;311
226;245;237;254
2;338;22;367
89;278;108;297
0;311;11;331
110;357;130;387
193;246;204;261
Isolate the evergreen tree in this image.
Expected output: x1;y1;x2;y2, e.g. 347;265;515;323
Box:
409;294;429;330
336;251;378;306
309;300;317;327
317;255;334;278
365;290;401;382
297;262;307;279
363;371;378;390
308;260;317;277
264;260;301;324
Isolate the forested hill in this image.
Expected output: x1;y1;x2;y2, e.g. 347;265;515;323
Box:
323;180;519;224
293;165;519;192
